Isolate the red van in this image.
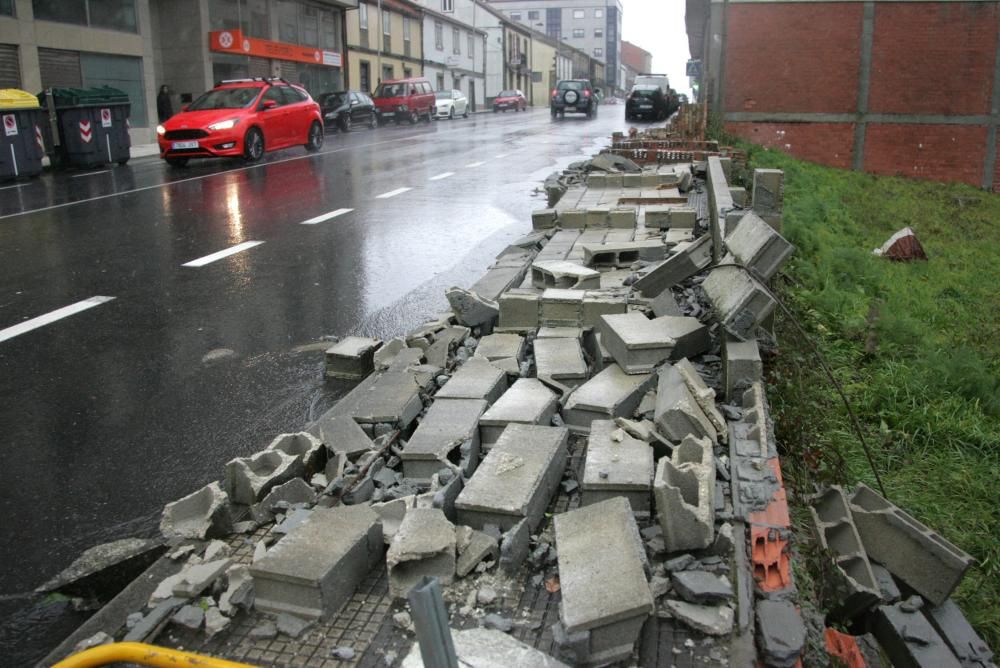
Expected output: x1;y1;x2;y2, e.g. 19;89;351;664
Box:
373;78;435;124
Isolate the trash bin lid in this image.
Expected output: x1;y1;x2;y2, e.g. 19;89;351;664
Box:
43;86;130;108
0;88;42;110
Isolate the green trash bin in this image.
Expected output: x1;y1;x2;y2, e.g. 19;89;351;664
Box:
0;89;47;180
39;86;132;168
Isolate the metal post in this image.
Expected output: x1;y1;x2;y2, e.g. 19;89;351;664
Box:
407;577;458;668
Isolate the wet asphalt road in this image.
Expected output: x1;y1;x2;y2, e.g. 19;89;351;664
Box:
0;105;650;662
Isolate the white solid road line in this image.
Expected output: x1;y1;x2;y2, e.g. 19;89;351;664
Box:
182;240;264;267
301;208;354;225
428;172;454;181
465;161;485;168
0;183;26;191
494;153;508;159
375;187;412;199
71;170;111;178
0;296;116;344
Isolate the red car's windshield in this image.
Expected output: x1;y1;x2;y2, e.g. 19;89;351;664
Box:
498;90;518;98
375;83;408;98
188;87;260;111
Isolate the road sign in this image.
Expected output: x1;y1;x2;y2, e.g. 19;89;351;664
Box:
3;114;16;137
80;120;93;144
100;108;112;128
686;59;702;78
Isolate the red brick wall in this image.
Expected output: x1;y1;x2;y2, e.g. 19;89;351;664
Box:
863;124;989;185
724;3;863;113
868;3;999;116
726;122;855;169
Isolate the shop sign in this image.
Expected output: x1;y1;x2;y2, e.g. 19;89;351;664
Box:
209;30;342;68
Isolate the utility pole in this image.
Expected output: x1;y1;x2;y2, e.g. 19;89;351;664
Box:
377;0;383;82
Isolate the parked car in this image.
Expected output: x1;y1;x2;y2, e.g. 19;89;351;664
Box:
550;79;597;119
318;90;377;132
493;90;526;113
434;89;469;119
625;85;670;121
373;77;435;124
634;73;670;96
157;78;322;167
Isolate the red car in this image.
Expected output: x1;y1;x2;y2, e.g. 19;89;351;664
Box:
493;89;526;112
373;77;436;124
157;78;324;167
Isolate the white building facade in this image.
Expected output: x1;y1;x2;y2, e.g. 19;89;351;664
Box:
412;0;486;110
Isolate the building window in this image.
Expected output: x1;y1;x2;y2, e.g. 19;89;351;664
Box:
360;60;371;92
572;28;584;38
572;9;584;19
33;0;137;33
359;2;368;29
435;22;443;50
437;73;444;90
594;28;603;38
0;0;12;16
467;32;474;57
442;0;453;12
453;27;460;54
593;47;603;57
382;64;393;81
320;9;337;50
510;11;521;21
300;6;318;47
277;0;297;42
528;10;539;20
594;9;603;18
382;10;390;52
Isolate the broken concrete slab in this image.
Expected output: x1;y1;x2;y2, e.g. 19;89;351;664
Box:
250;505;383;620
632;234;713;297
172;559;231;598
351;371;424;429
456;424;568;532
266;432;323;471
654;435;716;551
531;261;601;290
424;325;471;369
474;333;526;364
925;599;995;668
224;449;301;506
723;334;763;400
872;600;962;668
325;337;380;379
726;210;794;281
581;420;653;512
37;537;166;599
446;287;500;327
386;507;456;599
456;529;500;577
702;257;777;340
160;481;232;540
124;596;187;642
533;337;588;385
664;600;734;636
312;414;375;461
563;364;654;434
218;564;254;616
654;364;718;443
670;571;733;605
849;483;973;606
555;497;653;666
651;289;683;317
254;478;316;521
479;379;558;448
433;356;508;404
171;604;204;630
372;495;416;545
756;599;807;667
674;358;727;440
401;398;486;480
373;337;408;370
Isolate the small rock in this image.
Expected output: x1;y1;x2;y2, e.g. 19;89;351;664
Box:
664;554;696;572
900;595;924;613
393;611;414;631
204;606;230;637
331;646;356;660
171;604;204;630
720;405;743;421
483;613;513;632
249;621;277;639
650;576;671;599
231;521;256;534
168;545;195;561
560;479;578;494
664;600;733;636
671;571;734;605
203;540;230;562
477;586;498;606
126;612;144;630
73;631;113;653
276;612;312;638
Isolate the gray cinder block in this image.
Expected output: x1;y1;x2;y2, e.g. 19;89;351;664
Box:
560;209;588;229
598;312;675;375
654;435;716;551
723;334;763;400
266;432;323;471
645;205;698;230
455;424;568;532
581;291;628;328
533;337;588;386
608;207;637;229
924;599;995;667
250;506;383;620
312;415;375;462
434;356;508;404
702;255;777;340
808;486;881;620
401;398;487;481
654;365;717;444
325;336;381;379
352;371;424;430
474;333;526;363
386;507;456;598
582;241;666;268
424;325;470;368
479;379;558;448
586;207;610;227
531;261;601;290
581;420;653;512
849;483;974;606
632;234;713;297
752;168;784;216
725;210;794;281
224;450;302;506
498;289;540;331
160;482;232;540
563;364;654;434
674;358;727;442
540;288;585;327
872;600;962;668
532;208;558;230
554;497;653;665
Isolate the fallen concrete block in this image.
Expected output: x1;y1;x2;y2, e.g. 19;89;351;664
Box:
250;506;383;620
498;289;540;331
726;210;794;281
352;371;424;430
664;600;734;636
752;168;783;217
531;261;601;290
532;208;558;230
665;228;695;247
809;486;881;620
645;205;698;230
559;209;588;229
723;334;762;400
674;358;727;440
171;604;204;630
586;206;610;227
925;599;995;668
598;312;675;375
670;571;733;605
563;364;654;434
873;600;962;668
218;564;254;615
479;379;558;448
533;337;588;385
651;289;683;318
474;333;525;363
654;365;717;443
325;336;381;379
456;529;500;577
266;432;323;471
160;482;232;540
401;398;486;480
172;558;231;598
582;241;666;268
632;234;712;297
386;507;456;598
654;435;715;551
224;449;301;506
871;563;902;604
373;337;408;370
729;186;747;207
581;290;628;327
254;478;316;520
554;497;653;665
434;356;507;404
623;173;641;188
372;495;416;545
581;420;653;512
540;288;584;327
446;287;499;327
424;325;470;368
757;599;807;667
608;207;637;229
849;483;973;606
38;537;165;601
586;172;606;188
311;414;374;461
702;257;777;340
455;424;568;531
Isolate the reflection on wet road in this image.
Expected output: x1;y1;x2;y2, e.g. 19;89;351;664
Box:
0;106;654;663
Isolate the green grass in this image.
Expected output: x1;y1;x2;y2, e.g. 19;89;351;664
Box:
734;144;1000;651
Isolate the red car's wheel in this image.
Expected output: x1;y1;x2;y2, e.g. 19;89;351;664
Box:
243;127;264;163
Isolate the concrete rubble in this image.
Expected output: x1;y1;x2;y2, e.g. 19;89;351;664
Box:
49;126;988;668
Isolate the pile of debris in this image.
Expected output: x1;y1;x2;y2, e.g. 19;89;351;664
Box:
48;129;990;668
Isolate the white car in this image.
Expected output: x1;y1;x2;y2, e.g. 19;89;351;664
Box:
434;89;469;119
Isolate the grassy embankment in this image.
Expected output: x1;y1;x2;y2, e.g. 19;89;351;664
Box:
734;144;999;650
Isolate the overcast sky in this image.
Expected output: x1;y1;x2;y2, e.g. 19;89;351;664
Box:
621;0;692;97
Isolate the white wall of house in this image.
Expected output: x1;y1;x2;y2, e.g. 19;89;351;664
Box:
413;0;487;109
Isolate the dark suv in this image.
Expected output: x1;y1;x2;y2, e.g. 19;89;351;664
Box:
551;79;597;119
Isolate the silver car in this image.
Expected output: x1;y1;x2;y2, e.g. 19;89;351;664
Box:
433;89;469;120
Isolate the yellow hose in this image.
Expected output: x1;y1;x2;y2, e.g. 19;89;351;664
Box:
51;641;257;668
